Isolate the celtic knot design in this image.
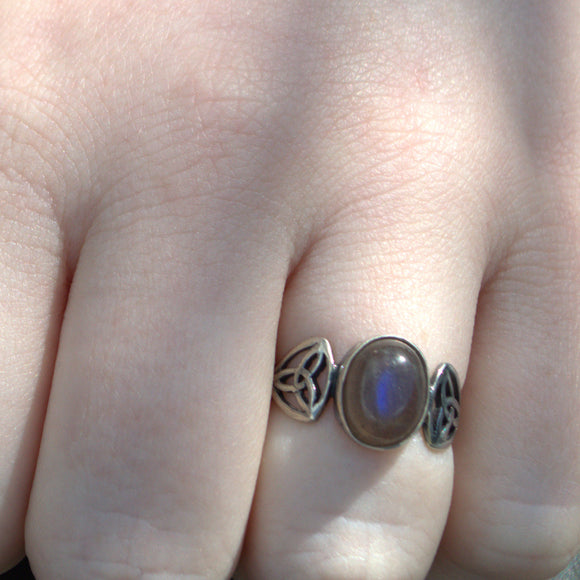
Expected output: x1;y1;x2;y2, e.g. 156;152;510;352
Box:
272;337;334;422
423;363;460;449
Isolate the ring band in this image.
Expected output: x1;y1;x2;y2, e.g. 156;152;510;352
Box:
272;336;460;450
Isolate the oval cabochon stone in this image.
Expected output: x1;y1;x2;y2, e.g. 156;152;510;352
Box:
337;337;428;449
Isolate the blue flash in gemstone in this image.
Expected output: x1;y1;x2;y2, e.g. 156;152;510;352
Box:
375;370;392;417
337;337;429;449
374;367;412;419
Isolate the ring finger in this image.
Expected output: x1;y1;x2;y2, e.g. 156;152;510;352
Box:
240;172;492;579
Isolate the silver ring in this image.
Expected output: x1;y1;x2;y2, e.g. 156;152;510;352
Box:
272;336;460;450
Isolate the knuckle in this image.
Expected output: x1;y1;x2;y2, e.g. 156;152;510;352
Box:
0;6;89;220
301;15;521;257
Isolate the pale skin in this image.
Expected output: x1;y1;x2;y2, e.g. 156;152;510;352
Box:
0;1;579;579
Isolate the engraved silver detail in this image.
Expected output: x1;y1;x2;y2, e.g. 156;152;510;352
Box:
272;337;335;422
423;363;460;449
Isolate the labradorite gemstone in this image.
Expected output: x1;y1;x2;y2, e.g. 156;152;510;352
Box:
339;337;428;449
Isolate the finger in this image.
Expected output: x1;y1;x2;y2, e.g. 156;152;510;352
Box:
430;204;580;579
0;185;64;570
0;10;67;568
240;172;492;579
24;189;290;578
429;5;580;576
236;1;529;575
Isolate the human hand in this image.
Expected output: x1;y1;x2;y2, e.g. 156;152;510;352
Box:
1;2;578;578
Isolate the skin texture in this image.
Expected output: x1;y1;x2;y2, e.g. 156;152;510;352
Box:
0;1;579;578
